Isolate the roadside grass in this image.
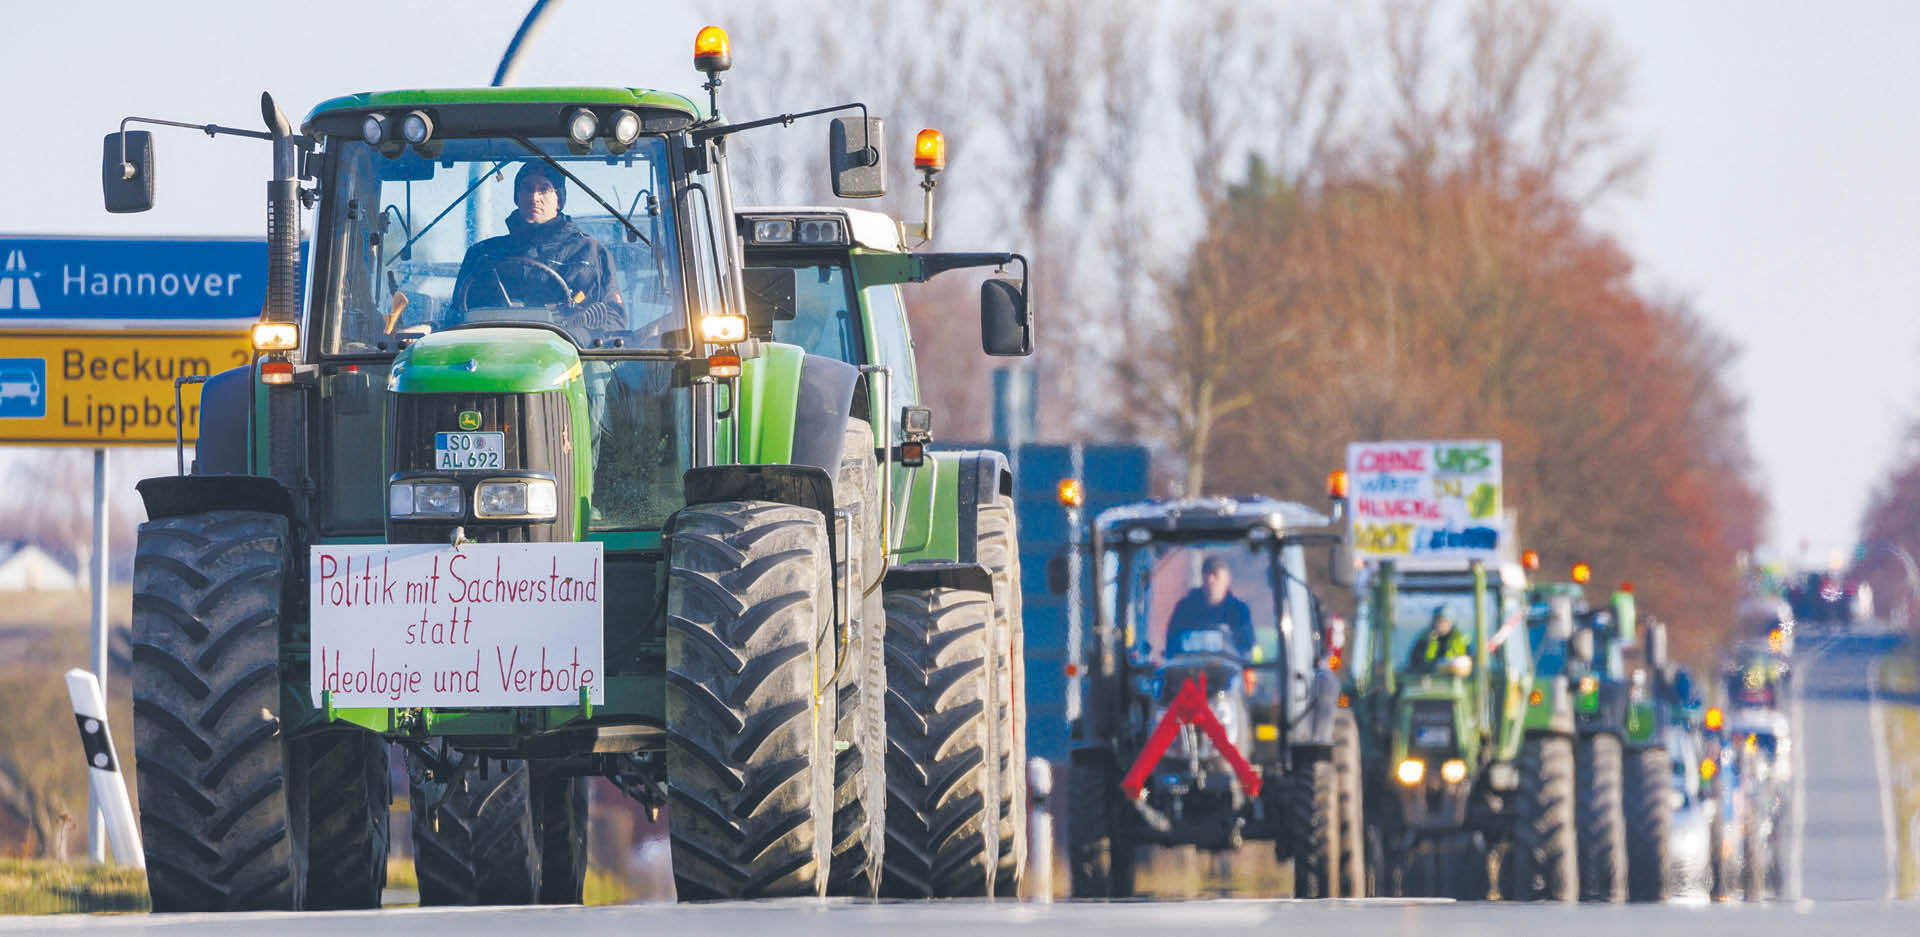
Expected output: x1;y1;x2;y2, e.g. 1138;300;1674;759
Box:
1875;654;1920;899
0;859;147;915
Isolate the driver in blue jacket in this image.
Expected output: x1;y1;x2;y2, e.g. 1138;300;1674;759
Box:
449;161;625;333
1165;556;1256;658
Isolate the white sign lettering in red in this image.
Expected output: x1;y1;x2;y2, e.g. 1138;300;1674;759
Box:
310;542;605;707
1346;440;1505;563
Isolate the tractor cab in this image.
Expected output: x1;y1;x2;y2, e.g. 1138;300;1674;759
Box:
1068;496;1344;860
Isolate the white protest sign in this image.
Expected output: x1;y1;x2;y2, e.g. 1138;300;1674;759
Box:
1346;440;1505;564
310;542;604;707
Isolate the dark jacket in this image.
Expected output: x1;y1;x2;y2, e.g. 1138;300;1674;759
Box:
1166;588;1255;659
450;211;624;331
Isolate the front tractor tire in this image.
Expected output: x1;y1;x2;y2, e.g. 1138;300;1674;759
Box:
302;729;392;909
1625;744;1673;902
1067;750;1135;898
132;510;307;912
409;754;540;906
666;501;837;900
879;584;998;897
1514;734;1577;901
1576;732;1628;903
1334;712;1367;897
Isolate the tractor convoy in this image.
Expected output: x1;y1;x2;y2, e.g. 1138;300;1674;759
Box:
91;24;1787;913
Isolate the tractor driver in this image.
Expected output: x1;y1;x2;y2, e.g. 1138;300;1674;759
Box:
448;161;626;335
1165;556;1256;658
1406;607;1473;677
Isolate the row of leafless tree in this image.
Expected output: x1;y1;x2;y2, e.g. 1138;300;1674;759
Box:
725;0;1763;661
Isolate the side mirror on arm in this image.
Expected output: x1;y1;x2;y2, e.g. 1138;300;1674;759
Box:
828;116;886;199
980;277;1032;356
741;267;797;339
102;131;156;213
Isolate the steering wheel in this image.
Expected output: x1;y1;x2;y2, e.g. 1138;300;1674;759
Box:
454;256;573;310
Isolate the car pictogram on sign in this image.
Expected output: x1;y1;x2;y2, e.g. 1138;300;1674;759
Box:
0;357;47;418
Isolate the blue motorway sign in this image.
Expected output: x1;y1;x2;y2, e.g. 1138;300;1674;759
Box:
0;357;47;419
0;236;269;323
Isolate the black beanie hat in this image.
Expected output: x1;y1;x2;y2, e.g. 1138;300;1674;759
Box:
515;161;567;208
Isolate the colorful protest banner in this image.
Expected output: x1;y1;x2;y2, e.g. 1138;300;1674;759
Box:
309;542;605;707
1345;440;1505;564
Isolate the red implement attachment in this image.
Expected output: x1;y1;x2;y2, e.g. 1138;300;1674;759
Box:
1119;674;1263;800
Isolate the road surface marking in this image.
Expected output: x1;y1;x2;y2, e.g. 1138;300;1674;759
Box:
1868;656;1897;900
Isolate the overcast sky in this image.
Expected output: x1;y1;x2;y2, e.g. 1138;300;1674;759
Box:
2;0;1914;564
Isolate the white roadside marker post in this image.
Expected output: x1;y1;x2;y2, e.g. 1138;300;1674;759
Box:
1027;757;1052;903
65;668;144;868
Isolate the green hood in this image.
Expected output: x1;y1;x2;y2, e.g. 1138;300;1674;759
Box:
388;328;580;394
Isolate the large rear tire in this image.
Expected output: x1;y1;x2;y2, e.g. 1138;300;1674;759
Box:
409;754;539;906
1334;712;1366;897
1067;750;1134;898
1576;732;1627;902
879;584;997;897
978;490;1027;897
301;729;391;910
1514;734;1577;901
1290;757;1339;898
1742;811;1769;900
828;420;888;898
131;511;306;912
666;501;836;900
1625;744;1672;902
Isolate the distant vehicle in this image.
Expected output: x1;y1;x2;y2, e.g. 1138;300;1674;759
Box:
1784;571;1866;629
1662;724;1713;897
0;368;41;407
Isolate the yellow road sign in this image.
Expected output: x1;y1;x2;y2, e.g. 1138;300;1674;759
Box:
0;329;252;445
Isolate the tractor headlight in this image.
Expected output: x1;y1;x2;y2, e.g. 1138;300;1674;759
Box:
751;219;795;243
475;479;558;520
1396;759;1425;786
565;107;599;146
361;113;388;145
1440;758;1468;784
609;109;641;146
401;110;434;145
390;480;461;519
796;218;847;244
698;313;748;345
251;321;299;351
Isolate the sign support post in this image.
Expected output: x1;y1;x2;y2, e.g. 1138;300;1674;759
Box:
88;447;109;863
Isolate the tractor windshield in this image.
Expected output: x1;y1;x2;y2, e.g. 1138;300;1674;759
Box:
1385;589;1489;675
1122;542;1282;666
321;136;688;354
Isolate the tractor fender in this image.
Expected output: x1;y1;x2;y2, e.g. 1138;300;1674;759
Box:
727;342;860;474
1297;666;1342;752
896;449;1012;564
1525;675;1577;736
136;474;298;523
881;560;992;596
682;464;835;519
193;365;252;475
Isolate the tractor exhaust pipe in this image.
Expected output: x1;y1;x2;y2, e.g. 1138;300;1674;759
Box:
261;92;299;325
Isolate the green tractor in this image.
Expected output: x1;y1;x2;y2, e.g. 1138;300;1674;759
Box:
1348;557;1568;899
1524;571;1642;902
103;28;1033;912
732;197;1034;897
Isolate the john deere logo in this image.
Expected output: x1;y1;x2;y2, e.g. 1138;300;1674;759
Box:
457;410;482;430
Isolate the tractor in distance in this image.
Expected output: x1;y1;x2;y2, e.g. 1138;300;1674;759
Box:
1060;496;1353;899
732;149;1039;897
102;25;1033;912
1523;563;1642;903
1346;539;1565;899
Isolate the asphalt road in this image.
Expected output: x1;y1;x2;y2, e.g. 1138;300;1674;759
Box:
8;627;1913;934
1789;626;1905;901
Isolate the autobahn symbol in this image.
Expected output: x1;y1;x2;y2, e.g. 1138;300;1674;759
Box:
0;249;40;310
